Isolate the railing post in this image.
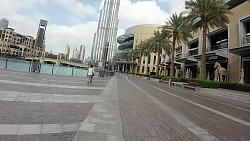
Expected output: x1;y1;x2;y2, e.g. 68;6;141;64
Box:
38;63;41;73
52;64;55;74
5;59;8;69
29;61;31;72
72;67;74;76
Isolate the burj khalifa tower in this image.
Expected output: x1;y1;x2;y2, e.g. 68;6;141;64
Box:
91;0;120;63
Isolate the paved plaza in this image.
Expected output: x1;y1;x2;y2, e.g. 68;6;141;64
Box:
0;69;249;141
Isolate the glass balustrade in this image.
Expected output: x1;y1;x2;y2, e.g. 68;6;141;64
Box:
242;36;250;45
0;57;101;77
187;48;198;56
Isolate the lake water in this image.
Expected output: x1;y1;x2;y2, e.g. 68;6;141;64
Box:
0;57;91;77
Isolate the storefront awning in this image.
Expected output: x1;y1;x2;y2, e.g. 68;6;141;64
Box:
194;52;228;61
230;45;250;57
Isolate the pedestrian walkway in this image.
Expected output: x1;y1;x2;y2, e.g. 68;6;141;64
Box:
0;69;111;141
0;69;249;141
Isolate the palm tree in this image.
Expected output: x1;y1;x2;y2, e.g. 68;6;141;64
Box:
151;30;171;76
137;38;153;74
185;0;230;79
130;48;141;74
162;13;193;77
122;52;132;73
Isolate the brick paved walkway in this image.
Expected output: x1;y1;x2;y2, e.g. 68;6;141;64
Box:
117;75;202;141
128;76;250;141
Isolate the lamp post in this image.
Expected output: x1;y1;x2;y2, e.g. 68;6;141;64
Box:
101;41;109;77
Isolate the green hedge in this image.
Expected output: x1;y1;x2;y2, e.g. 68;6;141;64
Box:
220;82;250;92
150;75;162;79
141;74;150;77
136;74;250;91
187;78;220;88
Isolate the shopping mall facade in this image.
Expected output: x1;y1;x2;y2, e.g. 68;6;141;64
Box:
116;0;250;84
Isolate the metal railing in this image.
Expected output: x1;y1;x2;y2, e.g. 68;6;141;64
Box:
0;57;99;77
175;54;182;60
187;48;198;56
207;42;228;52
242;36;250;45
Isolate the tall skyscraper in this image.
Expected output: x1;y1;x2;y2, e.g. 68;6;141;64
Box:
79;44;85;61
0;18;9;29
35;19;47;57
91;0;120;63
64;45;70;60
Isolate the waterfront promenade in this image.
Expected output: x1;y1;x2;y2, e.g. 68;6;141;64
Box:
0;69;249;141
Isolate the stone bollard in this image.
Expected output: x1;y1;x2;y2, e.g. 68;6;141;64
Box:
169;79;171;86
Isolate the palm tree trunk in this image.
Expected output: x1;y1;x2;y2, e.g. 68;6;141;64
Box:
156;51;161;76
132;59;134;75
126;62;128;74
145;55;149;74
200;26;207;79
170;37;176;77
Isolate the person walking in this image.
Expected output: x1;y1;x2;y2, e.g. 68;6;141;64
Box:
87;65;94;83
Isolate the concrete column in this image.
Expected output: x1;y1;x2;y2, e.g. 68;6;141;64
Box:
40;58;45;64
55;60;60;66
122;64;125;72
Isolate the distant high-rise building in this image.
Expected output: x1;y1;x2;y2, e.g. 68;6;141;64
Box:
79;44;85;61
91;0;120;63
35;19;47;57
0;18;9;29
64;45;70;60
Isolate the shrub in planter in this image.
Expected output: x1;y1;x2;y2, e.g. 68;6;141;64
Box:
220;82;250;92
187;78;220;88
141;74;150;78
165;76;181;82
179;78;189;83
150;75;162;79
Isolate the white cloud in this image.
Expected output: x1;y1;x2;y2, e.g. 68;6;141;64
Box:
0;0;47;36
157;0;186;14
46;22;98;57
0;0;173;58
53;0;98;18
118;0;169;29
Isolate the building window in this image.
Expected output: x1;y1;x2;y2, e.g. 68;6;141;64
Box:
241;17;250;45
187;39;199;56
207;29;228;52
175;46;182;59
148;56;151;64
153;56;156;64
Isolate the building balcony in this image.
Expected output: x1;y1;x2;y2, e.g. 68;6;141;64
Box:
175;54;182;60
242;35;250;46
207;42;228;52
187;48;198;57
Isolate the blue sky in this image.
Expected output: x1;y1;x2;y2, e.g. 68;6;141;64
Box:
0;0;186;58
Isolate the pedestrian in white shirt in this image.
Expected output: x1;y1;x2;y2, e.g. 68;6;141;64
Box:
87;65;94;83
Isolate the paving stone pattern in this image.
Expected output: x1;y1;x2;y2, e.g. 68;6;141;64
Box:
129;76;250;141
117;75;201;141
1;68;250;141
0;69;110;141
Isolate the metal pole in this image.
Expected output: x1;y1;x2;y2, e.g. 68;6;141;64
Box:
72;67;74;76
29;61;31;72
52;64;55;74
5;59;8;69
